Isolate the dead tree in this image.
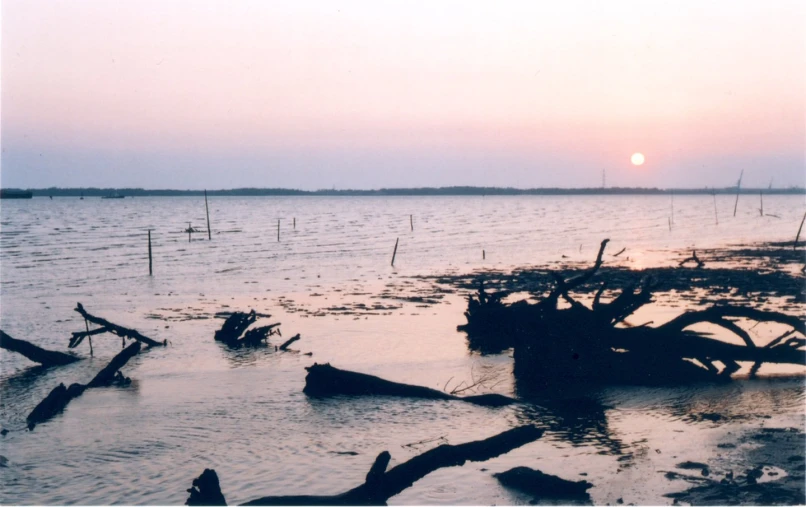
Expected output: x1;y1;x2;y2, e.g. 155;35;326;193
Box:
458;239;805;388
304;363;515;407
71;303;165;350
494;467;593;502
679;250;705;268
27;342;140;430
0;330;80;367
185;425;543;506
278;334;301;351
214;311;282;348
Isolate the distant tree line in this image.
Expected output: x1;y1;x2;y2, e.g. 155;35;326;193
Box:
3;186;805;197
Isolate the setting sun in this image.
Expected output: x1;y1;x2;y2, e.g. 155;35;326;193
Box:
631;152;645;166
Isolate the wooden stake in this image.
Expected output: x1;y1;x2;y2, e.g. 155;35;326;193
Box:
668;217;672;232
188;223;192;243
734;169;743;217
204;190;211;240
795;211;806;250
277;219;280;242
148;229;153;276
759;190;763;216
293;217;296;230
483;249;485;260
391;238;399;267
84;319;93;357
410;214;413;231
712;191;718;226
670;191;674;225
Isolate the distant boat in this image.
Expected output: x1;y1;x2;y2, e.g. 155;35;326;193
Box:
102;193;125;199
0;190;33;199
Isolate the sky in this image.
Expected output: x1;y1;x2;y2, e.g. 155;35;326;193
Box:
1;0;804;190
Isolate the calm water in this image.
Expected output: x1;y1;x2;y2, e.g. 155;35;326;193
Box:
1;195;804;505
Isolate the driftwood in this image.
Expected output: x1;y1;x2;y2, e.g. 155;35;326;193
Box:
72;303;164;348
304;363;515;407
494;467;593;502
185;425;543;506
27;342;140;430
679;250;704;268
0;330;80;367
458;239;805;388
278;334;301;351
214;311;282;348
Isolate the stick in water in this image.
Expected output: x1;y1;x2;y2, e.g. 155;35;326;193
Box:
148;229;153;276
391;238;399;267
795;211;806;250
733;169;743;217
205;190;212;240
759;190;763;217
712;190;718;225
277;219;280;242
483;249;485;260
410;214;413;232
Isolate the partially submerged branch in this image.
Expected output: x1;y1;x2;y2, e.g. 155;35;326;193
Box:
214;311;282;348
0;330;80;367
27;342;141;430
186;425;544;506
73;303;165;348
304;363;515;407
457;239;805;387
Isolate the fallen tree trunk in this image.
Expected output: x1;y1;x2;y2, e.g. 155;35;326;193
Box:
73;303;164;348
494;467;593;502
304;363;515;407
185;425;543;506
27;341;141;430
214;311;282;348
458;239;805;388
0;330;80;367
278;334;301;351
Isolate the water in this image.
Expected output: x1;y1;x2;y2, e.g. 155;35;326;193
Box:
1;195;804;505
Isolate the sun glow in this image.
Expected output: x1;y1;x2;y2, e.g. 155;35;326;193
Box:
631;152;645;166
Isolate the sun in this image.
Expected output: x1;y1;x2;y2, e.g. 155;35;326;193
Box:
631;152;645;166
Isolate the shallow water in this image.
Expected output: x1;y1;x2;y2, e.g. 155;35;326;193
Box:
0;195;804;505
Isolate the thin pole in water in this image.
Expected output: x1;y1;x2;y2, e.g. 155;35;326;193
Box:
148;229;153;276
670;190;674;225
712;191;719;226
759;191;763;217
204;190;211;240
391;238;399;267
277;219;280;242
188;223;192;243
483;249;485;260
85;318;93;357
293;217;296;230
733;169;744;217
410;214;413;232
795;211;806;250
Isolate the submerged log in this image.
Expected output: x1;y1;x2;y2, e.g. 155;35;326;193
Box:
458;239;805;388
186;468;227;506
213;311;282;348
214;311;256;344
494;466;593;502
0;330;80;367
187;425;543;506
27;342;141;430
303;363;515;407
278;334;301;351
73;303;164;348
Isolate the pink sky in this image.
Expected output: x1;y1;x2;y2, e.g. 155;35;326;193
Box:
2;0;804;189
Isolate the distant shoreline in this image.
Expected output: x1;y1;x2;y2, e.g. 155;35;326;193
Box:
3;186;805;197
